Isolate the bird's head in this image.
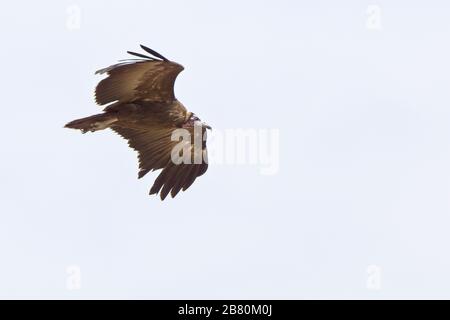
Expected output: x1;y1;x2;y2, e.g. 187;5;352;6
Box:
187;113;212;130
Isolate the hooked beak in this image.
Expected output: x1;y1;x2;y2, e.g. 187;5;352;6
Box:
202;122;212;130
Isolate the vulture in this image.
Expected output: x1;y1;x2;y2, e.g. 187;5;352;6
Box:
65;45;210;200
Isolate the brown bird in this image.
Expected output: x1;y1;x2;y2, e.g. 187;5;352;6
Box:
65;45;210;200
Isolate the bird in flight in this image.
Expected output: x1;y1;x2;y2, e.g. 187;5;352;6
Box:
65;45;210;200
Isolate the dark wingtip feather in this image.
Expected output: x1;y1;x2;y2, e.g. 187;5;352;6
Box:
170;168;190;198
160;190;169;201
138;169;150;179
127;51;154;60
182;165;201;192
140;45;169;61
149;169;167;197
149;184;160;195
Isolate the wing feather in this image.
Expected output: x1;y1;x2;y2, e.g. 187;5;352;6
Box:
95;50;184;106
112;124;208;200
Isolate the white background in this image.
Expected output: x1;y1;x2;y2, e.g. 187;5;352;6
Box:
0;0;449;299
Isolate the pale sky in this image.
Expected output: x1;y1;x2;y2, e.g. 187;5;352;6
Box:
1;0;449;299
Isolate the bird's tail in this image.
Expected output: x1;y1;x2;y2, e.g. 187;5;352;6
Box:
65;113;118;133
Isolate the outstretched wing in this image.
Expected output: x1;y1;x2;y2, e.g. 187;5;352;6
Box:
111;124;208;200
95;45;184;106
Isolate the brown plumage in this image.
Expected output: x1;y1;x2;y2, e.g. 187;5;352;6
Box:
65;45;210;200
